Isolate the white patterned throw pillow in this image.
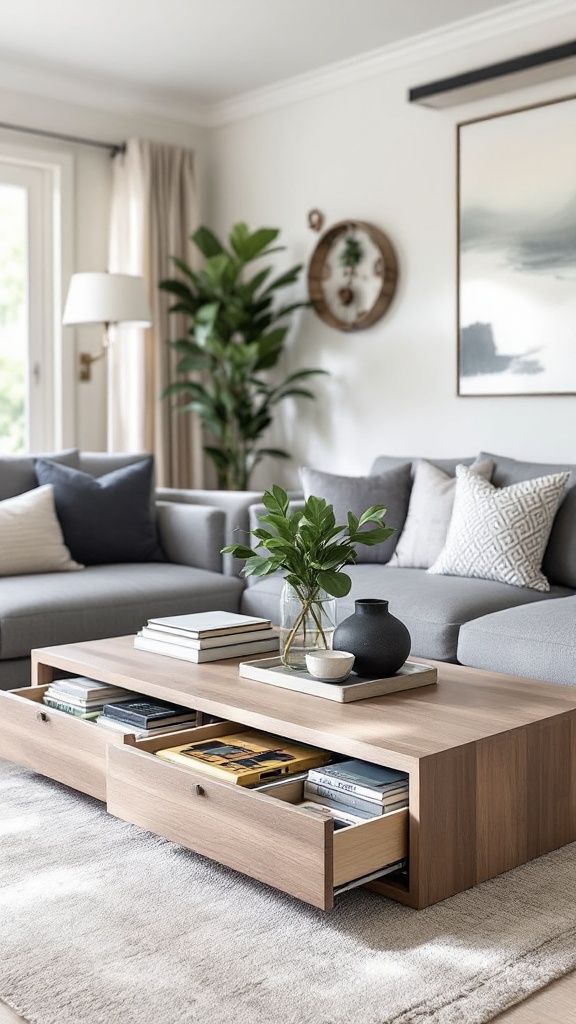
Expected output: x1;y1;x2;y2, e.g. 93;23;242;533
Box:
428;466;569;591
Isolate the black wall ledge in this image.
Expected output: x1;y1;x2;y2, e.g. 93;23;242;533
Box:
409;40;576;108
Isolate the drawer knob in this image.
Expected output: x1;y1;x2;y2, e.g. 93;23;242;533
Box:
195;784;205;797
37;711;49;723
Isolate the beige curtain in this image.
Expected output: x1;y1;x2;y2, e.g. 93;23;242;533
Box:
108;138;204;488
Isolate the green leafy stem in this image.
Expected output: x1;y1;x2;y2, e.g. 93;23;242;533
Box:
222;485;395;662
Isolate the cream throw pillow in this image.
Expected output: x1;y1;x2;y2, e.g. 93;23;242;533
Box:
389;457;493;569
428;466;569;591
0;485;83;576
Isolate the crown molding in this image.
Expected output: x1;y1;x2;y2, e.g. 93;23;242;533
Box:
0;0;573;131
210;0;576;125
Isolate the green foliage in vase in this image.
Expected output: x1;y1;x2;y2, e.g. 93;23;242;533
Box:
223;485;395;661
159;223;327;491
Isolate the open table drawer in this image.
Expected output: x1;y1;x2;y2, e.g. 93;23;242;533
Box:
0;686;201;802
107;722;408;910
0;685;130;800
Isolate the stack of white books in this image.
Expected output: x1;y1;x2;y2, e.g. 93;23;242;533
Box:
134;611;279;664
43;677;137;719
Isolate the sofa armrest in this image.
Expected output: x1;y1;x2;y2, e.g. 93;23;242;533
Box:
156;488;265;576
156;502;225;573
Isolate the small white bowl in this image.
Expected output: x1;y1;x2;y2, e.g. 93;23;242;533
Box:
305;650;355;683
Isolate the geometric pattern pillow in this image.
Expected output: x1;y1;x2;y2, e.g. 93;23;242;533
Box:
428;465;569;592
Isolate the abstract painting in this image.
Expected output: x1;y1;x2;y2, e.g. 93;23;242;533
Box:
457;95;576;395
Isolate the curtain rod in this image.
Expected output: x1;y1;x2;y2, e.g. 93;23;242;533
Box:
0;121;125;156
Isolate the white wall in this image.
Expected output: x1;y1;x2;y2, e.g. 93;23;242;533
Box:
208;10;576;489
0;86;209;450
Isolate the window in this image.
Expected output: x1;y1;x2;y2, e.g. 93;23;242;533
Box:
0;144;73;453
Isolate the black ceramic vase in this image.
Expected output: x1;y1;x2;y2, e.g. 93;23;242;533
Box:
333;599;411;678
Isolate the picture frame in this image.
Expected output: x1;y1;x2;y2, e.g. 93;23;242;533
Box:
457;94;576;396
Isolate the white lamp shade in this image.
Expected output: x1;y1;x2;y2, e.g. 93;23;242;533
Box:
63;272;152;327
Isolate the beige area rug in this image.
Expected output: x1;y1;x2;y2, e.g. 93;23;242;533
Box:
2;761;576;1024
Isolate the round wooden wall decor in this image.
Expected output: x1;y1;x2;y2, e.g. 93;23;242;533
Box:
307;220;398;332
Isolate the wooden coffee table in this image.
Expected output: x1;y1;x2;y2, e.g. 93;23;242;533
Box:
3;635;576;911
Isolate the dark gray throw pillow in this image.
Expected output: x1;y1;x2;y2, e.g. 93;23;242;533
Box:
34;457;164;566
300;464;412;564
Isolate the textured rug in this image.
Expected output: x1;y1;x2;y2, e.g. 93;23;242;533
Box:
2;761;576;1024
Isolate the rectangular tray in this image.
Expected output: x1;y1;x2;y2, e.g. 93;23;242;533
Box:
238;658;437;702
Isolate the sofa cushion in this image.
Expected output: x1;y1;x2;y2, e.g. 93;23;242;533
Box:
389;456;493;569
457;597;576;686
0;563;245;660
370;455;476;477
79;451;153;478
480;452;576;589
428;467;569;592
300;464;412;563
35;457;164;566
0;485;82;576
0;449;80;501
240;564;568;662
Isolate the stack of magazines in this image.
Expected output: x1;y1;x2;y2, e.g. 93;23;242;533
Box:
302;759;409;824
154;729;329;784
134;611;279;663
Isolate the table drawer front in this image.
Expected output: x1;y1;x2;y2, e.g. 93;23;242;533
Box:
107;740;408;910
107;741;333;908
0;687;111;800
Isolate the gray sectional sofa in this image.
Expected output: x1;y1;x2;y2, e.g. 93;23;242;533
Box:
2;447;575;692
0;450;243;689
162;452;576;687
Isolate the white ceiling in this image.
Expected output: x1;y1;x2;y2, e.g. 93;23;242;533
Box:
0;0;526;107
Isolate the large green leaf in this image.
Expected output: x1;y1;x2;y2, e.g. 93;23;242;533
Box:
169;256;202;289
192;226;226;258
317;571;352;598
262;264;303;295
158;278;196;305
230;224;280;262
204;446;230;470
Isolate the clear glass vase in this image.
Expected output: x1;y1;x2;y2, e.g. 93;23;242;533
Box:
279;582;337;670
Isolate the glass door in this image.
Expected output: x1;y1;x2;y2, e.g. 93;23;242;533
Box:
0;161;55;453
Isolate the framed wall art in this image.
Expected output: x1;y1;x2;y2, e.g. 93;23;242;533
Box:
457;94;576;396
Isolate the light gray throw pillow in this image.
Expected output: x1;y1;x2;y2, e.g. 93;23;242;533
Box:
299;463;412;564
428;466;569;592
388;456;493;569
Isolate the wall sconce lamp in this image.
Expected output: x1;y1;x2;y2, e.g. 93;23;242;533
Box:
63;272;152;382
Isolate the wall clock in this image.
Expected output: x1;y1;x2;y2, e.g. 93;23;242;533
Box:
307;220;398;332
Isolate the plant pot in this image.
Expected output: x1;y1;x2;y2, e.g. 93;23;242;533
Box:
332;598;411;678
280;582;337;670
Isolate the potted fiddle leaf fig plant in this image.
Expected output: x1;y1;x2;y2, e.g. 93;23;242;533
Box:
159;222;327;491
223;485;395;669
